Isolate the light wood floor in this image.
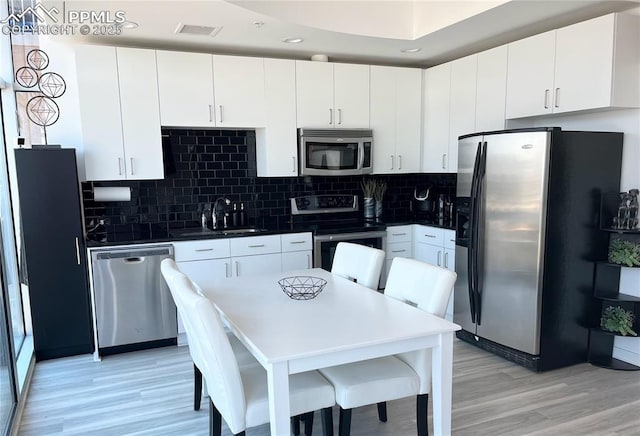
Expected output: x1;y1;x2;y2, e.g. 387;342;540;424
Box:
18;339;640;435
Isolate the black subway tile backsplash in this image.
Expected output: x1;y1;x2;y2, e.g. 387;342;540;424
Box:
82;129;456;242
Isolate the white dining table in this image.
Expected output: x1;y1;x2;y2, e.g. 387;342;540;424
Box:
202;268;461;436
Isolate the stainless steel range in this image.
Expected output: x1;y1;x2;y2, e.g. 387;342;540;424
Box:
290;195;386;271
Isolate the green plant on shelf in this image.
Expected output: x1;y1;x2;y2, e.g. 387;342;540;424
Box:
600;306;637;336
608;239;640;267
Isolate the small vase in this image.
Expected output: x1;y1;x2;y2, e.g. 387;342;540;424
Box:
364;197;375;219
375;200;383;219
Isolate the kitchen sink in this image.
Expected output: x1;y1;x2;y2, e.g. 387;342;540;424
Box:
170;227;267;238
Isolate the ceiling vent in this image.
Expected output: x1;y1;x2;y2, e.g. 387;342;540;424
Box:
175;23;223;37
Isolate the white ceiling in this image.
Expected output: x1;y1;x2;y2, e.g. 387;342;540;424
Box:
42;0;640;67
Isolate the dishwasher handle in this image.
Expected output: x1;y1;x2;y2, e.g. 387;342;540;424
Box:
95;246;173;260
123;257;145;264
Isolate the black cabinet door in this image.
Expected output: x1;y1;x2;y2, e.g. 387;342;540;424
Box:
15;149;93;360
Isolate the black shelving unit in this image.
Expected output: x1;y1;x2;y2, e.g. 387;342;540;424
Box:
588;208;640;370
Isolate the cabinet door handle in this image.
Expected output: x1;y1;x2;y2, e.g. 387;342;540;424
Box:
307;254;311;268
338;108;342;125
554;88;560;108
442;154;446;169
219;105;223;123
391;233;406;236
425;234;436;238
209;104;213;122
225;262;229;278
292;156;296;173
392;249;406;253
195;248;214;252
390;155;394;170
235;261;239;276
248;244;265;248
398;155;402;170
75;237;80;265
290;241;306;245
444;252;449;268
130;158;134;175
544;89;550;109
437;250;442;266
118;158;123;176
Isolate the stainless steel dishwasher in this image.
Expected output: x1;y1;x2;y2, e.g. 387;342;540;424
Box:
91;245;177;353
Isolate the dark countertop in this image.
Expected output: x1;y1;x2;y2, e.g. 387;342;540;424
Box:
86;216;455;248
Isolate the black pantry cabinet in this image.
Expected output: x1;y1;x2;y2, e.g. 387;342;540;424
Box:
15;148;93;360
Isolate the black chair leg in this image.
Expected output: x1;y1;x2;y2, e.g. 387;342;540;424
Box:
293;415;301;435
376;402;388;422
338;408;352;436
194;364;203;411
209;400;222;436
303;411;315;435
417;393;429;436
321;407;334;436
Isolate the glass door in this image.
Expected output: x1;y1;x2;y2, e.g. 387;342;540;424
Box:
0;246;17;434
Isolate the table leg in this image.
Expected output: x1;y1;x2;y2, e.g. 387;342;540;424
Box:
432;331;454;436
267;361;290;436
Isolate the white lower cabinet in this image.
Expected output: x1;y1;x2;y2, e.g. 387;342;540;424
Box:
281;233;313;270
413;225;456;321
231;253;282;277
383;225;413;288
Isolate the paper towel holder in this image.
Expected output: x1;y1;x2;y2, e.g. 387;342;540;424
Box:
93;186;131;202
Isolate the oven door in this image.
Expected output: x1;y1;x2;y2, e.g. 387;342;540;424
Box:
313;231;387;271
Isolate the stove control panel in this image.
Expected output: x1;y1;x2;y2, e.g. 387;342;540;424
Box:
291;195;359;215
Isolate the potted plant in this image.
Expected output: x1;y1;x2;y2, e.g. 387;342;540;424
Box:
361;178;377;219
373;180;387;218
608;239;640;267
600;306;637;336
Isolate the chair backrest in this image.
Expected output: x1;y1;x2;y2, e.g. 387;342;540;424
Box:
160;259;205;369
187;286;247;434
384;257;456;317
331;242;385;290
384;257;457;394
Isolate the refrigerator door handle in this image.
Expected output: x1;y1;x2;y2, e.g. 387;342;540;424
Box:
474;141;488;325
467;141;483;323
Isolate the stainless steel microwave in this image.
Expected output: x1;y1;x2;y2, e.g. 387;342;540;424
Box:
298;128;373;176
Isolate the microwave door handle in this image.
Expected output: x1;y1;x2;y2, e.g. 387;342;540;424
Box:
358;142;365;170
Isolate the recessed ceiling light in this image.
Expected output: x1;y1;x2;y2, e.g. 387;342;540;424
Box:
120;21;138;29
282;37;304;44
253;21;265;28
401;48;422;53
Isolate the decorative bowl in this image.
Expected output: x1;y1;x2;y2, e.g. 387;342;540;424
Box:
278;276;327;300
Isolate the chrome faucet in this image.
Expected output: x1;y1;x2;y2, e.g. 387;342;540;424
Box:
212;197;231;229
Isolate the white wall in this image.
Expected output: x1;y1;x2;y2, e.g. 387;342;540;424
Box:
507;108;640;366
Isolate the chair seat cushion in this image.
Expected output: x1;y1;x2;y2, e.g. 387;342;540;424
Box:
319;356;419;409
242;365;335;429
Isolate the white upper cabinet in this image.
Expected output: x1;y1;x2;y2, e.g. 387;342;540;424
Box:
212;55;265;127
371;66;421;174
448;54;477;174
505;30;556;119
156;50;215;127
256;59;298;177
117;48;163;180
422;63;451;173
475;45;508;132
506;13;640;118
75;46;162;181
296;61;370;128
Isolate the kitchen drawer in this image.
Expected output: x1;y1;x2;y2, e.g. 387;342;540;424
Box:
386;241;412;260
230;234;281;257
414;225;444;246
443;229;456;249
386;225;413;244
173;239;231;261
281;232;313;252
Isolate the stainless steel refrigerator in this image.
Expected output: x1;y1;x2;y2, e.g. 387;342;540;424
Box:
454;128;622;371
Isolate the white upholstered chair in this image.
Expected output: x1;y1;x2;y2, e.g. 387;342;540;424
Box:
320;257;457;436
180;272;336;436
330;242;385;290
161;259;257;412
